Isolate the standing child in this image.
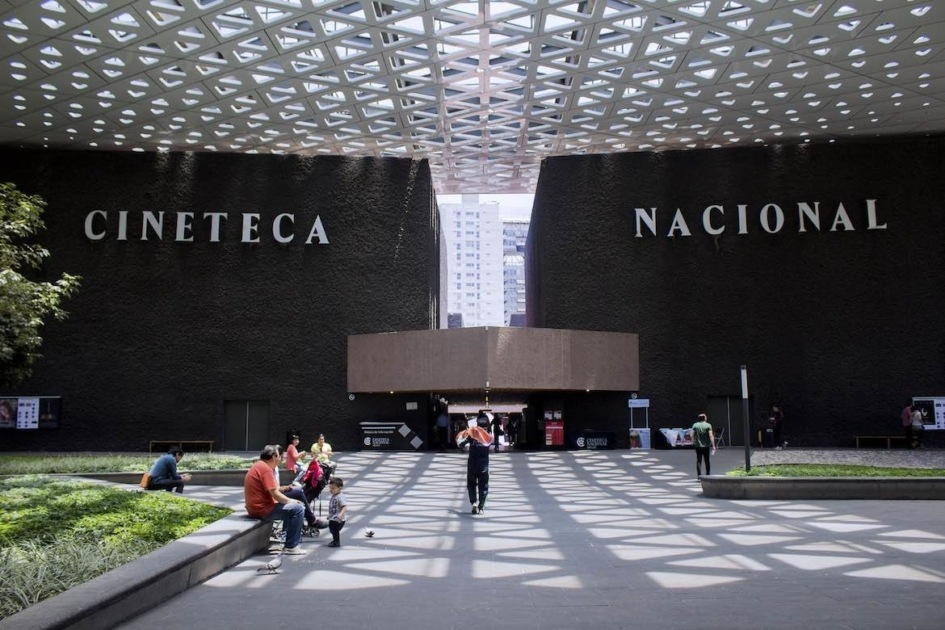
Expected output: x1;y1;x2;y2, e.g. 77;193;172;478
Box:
314;477;347;547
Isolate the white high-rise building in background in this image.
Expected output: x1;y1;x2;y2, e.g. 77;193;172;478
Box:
503;221;529;326
440;194;505;327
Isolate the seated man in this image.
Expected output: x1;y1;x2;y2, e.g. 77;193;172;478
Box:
244;445;307;554
146;446;192;493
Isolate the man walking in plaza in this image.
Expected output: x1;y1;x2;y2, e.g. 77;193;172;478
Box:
456;413;492;514
692;413;716;478
244;445;308;554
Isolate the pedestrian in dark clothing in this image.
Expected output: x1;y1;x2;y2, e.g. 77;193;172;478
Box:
491;414;503;451
457;413;492;514
691;413;716;478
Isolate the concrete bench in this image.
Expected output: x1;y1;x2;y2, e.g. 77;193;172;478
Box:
149;440;215;453
854;435;907;449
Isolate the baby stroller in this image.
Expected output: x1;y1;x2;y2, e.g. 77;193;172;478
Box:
300;459;332;537
271;459;332;543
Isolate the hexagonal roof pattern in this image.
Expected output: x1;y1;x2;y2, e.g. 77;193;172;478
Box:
1;0;943;193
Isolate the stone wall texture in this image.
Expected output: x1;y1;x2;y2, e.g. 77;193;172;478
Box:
527;136;945;446
1;149;439;451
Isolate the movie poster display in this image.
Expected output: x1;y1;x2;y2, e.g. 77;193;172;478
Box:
0;397;61;430
912;397;945;431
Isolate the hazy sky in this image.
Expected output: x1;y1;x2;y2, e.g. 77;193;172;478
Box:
438;194;534;221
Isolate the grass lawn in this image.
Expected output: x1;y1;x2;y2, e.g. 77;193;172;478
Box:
0;474;231;619
0;452;253;475
730;464;945;477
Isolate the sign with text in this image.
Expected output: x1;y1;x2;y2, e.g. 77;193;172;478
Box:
360;421;423;450
912;397;945;431
0;397;60;429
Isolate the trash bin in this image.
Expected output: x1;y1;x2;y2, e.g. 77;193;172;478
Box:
762;427;775;448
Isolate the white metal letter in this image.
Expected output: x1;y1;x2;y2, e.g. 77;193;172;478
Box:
175;212;194;242
865;199;886;230
141;211;164;240
759;204;784;234
830;202;854;231
797;202;821;233
204;213;227;242
117;211;128;241
737;204;749;234
241;213;261;243
305;215;329;245
666;209;692;237
634;208;657;238
273;213;295;244
703;205;725;235
84;210;107;240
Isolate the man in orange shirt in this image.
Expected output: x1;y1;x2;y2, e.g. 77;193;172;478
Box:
244;444;307;554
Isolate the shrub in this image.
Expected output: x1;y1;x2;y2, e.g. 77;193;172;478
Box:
0;475;230;619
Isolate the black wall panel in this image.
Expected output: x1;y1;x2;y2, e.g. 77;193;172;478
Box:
527;137;945;445
1;149;438;452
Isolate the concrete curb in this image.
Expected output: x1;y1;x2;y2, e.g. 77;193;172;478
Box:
0;512;271;630
77;470;249;487
700;476;945;500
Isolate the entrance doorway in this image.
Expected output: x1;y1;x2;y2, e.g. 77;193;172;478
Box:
705;396;754;447
223;400;270;451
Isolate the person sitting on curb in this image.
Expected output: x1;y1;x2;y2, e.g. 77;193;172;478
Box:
286;434;306;476
146;446;192;493
311;433;336;480
244;445;308;555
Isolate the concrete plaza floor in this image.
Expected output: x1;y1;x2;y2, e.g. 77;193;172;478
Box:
121;448;945;630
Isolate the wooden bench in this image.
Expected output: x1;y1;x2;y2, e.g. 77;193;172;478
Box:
854;435;907;449
149;440;215;453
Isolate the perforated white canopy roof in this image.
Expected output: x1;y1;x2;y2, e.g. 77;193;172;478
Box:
1;0;943;193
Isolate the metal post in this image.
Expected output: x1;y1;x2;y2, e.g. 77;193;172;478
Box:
741;365;751;472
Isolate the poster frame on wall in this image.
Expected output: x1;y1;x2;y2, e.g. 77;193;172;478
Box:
0;396;62;430
912;397;945;431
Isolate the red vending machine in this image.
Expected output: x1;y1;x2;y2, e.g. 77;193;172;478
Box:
544;410;564;447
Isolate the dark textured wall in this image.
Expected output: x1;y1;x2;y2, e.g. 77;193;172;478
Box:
527;137;945;446
1;149;438;452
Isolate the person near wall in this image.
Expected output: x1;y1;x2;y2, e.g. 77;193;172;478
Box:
902;403;915;448
435;410;450;450
691;413;716;478
244;445;307;555
771;405;787;450
910;405;925;449
506;416;520;449
146;446;192;493
491;414;504;452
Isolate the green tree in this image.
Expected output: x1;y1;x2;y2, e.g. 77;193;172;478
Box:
0;183;80;387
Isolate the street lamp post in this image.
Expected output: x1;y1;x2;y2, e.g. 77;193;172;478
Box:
741;365;751;472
